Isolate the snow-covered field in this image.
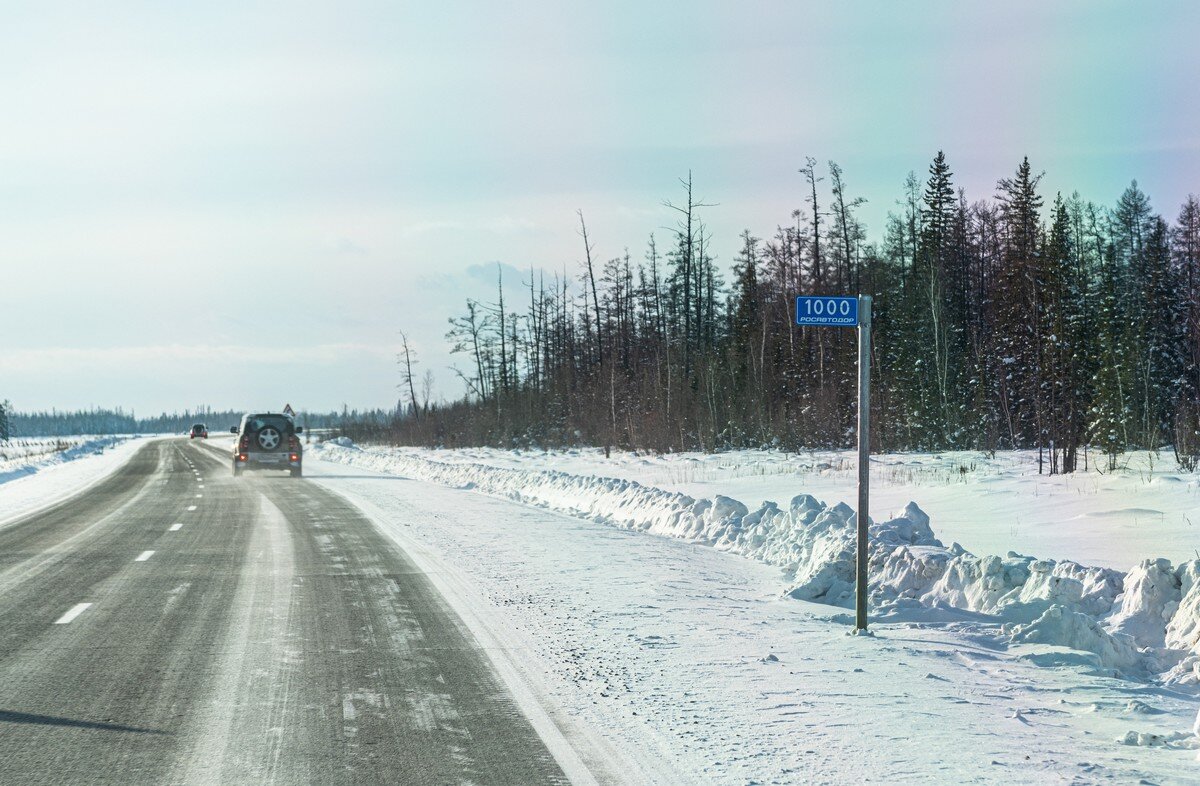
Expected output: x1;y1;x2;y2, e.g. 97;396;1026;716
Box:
352;446;1200;571
304;440;1200;783
0;436;142;527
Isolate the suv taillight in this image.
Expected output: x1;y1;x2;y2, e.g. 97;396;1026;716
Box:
239;435;249;451
288;435;297;450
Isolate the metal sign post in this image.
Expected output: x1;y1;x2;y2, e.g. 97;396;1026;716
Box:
855;296;871;632
795;294;872;633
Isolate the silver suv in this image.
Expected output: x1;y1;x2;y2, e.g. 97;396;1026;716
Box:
230;413;303;477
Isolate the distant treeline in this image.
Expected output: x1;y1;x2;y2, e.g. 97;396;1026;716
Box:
7;407;365;438
342;155;1200;473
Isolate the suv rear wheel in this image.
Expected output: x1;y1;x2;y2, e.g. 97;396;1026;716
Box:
257;427;281;450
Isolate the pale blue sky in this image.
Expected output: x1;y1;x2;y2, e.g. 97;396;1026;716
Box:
1;1;1197;414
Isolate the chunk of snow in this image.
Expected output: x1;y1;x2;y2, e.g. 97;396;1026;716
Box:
1108;559;1180;648
1010;605;1141;670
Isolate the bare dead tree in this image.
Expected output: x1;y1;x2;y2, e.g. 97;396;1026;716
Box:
578;210;603;367
398;330;419;419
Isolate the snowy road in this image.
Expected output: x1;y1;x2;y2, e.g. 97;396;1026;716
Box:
4;437;1200;784
0;439;571;784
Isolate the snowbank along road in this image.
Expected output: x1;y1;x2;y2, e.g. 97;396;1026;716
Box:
0;438;572;784
308;441;1200;783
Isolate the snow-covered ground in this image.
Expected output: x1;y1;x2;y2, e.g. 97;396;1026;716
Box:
0;435;143;528
8;436;1200;781
1;436;112;477
304;440;1200;783
353;446;1200;571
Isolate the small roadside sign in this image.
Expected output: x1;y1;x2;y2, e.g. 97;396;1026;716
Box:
283;403;296;417
795;296;859;326
793;294;873;633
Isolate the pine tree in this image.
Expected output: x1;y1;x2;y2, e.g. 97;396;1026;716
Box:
1090;244;1133;469
916;151;957;443
991;157;1044;448
1040;196;1082;472
1113;182;1153;266
729;231;761;372
1136;216;1186;446
1172;196;1200;404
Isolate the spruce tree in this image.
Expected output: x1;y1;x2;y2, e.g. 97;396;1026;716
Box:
1172;196;1200;404
917;151;957;443
1090;244;1133;468
991;158;1044;448
1040;196;1083;471
1137;217;1186;446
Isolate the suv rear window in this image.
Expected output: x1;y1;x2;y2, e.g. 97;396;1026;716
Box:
245;415;291;434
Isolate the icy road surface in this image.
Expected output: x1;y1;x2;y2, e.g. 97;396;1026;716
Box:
0;439;576;784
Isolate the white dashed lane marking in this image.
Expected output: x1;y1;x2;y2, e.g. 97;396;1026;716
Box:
187;506;197;511
168;523;183;532
135;551;155;562
54;603;92;624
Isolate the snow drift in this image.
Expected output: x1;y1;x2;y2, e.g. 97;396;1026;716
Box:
0;436;130;486
314;441;1200;680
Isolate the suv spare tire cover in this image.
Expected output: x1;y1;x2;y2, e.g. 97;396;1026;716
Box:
258;427;282;450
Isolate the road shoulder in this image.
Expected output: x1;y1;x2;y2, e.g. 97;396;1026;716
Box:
0;436;150;532
305;466;645;786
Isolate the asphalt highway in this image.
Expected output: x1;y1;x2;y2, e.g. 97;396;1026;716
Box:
0;438;569;785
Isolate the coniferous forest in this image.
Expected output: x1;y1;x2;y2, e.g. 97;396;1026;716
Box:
7;408;353;438
352;155;1200;473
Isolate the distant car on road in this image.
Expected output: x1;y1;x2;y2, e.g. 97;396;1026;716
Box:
189;423;208;439
230;413;303;477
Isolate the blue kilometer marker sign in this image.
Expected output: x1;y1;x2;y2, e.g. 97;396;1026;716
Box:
795;296;859;326
793;292;873;633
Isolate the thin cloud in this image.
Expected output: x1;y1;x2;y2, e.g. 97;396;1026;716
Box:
0;343;395;374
